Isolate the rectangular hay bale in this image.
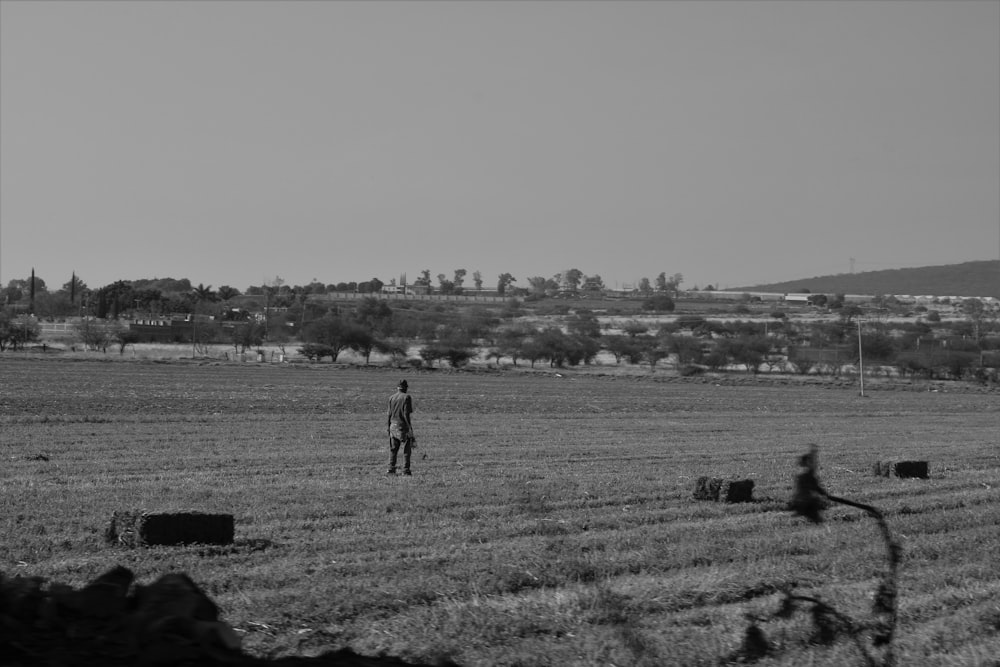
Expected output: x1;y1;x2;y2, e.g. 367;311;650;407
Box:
107;511;234;547
873;460;929;479
693;476;722;501
720;479;755;503
693;477;755;502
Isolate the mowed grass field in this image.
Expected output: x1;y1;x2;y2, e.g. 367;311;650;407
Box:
1;356;998;666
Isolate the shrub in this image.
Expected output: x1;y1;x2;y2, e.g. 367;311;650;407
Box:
678;364;704;377
297;343;336;361
641;295;675;312
676;315;706;331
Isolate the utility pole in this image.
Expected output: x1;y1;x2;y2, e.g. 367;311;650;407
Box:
857;317;865;397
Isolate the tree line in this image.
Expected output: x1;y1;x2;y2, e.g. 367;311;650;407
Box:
1;268;687;321
3;269;997;383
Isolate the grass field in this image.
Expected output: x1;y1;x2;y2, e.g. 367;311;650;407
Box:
1;356;998;666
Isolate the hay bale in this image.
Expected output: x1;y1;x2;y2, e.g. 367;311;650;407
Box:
107;511;234;547
693;477;755;503
721;479;755;503
693;476;723;501
873;460;929;479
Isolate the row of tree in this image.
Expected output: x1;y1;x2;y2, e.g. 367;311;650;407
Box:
2;267;688;320
3;289;997;382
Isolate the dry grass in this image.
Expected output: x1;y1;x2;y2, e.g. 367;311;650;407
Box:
1;356;998;666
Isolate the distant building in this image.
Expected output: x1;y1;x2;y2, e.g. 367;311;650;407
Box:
783;294;811;304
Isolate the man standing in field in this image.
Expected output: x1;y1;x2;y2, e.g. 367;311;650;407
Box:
386;379;415;476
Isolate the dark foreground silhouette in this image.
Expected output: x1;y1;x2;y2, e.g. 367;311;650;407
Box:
1;566;458;667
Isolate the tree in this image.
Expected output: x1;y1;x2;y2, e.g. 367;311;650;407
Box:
839;305;864;324
453;269;467;294
941;351;977;380
639;337;670;370
75;318;112;352
558;269;583;292
664;333;704;366
961;298;990;366
526;276;549;296
534;327;596;367
63;273;87;303
581;274;605;293
497;273;516;297
676;315;707;331
493;323;536;366
192;283;217;303
0;312;11;350
301;316;353;361
110;322;140;354
787;347;819;375
727;336;772;374
357;278;384;294
442;344;475;368
848;332;896;364
567;311;602;339
418;345;444;368
513;338;544;368
1;315;40;350
638;277;652;295
472;271;483;291
808;294;829;308
344;324;377;364
621;320;649;338
231;321;265;354
375;337;410;366
217;285;241;302
93;281;135;318
602;335;642;365
2;280;25;304
436;274;456;295
642;294;676;312
355;297;393;337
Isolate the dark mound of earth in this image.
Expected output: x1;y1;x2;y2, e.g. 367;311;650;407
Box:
1;566;457;667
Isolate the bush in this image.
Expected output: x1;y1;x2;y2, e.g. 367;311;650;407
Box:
676;315;706;331
678;364;705;377
641;295;675;312
297;343;336;362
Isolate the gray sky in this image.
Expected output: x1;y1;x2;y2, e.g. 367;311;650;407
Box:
2;0;998;293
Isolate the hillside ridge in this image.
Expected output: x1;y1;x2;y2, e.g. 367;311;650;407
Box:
734;260;999;299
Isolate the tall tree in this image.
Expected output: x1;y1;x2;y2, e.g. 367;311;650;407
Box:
192;283;217;302
497;273;516;296
217;285;241;302
64;272;87;303
558;269;583;292
436;274;455;295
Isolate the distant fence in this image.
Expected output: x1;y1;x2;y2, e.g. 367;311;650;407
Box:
37;322;77;334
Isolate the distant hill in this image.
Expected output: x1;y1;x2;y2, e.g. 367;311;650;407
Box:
734;260;999;299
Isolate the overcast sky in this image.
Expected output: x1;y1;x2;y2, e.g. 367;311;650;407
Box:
2;0;998;293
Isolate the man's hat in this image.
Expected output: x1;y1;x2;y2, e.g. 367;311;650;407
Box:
398;379;408;389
